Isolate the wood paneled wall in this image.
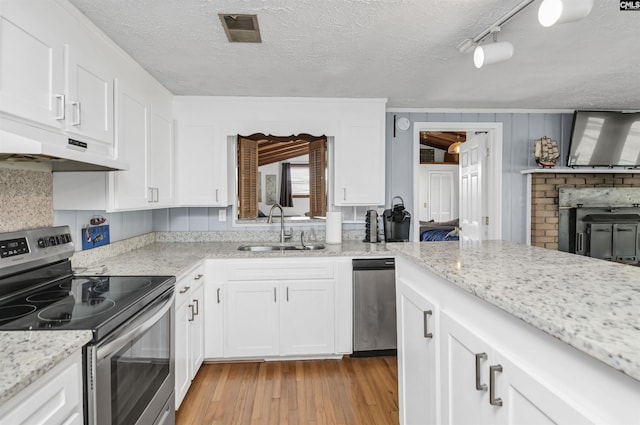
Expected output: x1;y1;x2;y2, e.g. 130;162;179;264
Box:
386;112;574;244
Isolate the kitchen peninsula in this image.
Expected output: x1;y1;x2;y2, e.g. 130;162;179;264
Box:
1;237;639;423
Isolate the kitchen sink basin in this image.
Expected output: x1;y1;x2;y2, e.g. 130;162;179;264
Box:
237;244;325;252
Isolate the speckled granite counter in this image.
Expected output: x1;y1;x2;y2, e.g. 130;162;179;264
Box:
73;240;392;277
0;330;92;405
385;240;640;382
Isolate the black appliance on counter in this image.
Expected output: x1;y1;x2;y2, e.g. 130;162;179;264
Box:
0;226;176;425
383;196;411;242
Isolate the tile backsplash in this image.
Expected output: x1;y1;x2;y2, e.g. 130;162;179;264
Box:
0;167;53;232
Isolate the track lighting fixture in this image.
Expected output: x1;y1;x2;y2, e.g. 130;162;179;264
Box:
473;27;514;68
538;0;593;27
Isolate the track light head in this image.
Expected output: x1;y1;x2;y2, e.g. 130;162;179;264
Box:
538;0;593;27
473;41;514;68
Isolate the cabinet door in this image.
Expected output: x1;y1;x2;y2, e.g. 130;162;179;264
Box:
66;47;114;147
280;280;334;355
149;112;174;206
397;280;438;425
224;281;279;357
203;266;224;359
0;351;83;425
495;349;596;425
334;121;384;205
0;0;66;128
189;284;205;380
111;80;150;209
174;300;190;410
440;312;499;425
175;122;227;206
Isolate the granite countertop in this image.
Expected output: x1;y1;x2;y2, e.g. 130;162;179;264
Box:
73;240;392;277
0;330;92;406
5;237;639;406
385;241;640;382
0;239;388;407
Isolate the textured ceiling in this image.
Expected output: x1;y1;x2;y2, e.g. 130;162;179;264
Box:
68;0;640;109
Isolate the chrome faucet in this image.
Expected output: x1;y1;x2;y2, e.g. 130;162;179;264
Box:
267;203;292;244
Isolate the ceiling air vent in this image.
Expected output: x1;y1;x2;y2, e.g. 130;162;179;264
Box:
219;14;261;43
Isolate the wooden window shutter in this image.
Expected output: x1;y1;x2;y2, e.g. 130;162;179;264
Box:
309;138;326;217
238;137;258;218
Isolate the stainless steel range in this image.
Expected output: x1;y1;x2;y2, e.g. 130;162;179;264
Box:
0;226;176;425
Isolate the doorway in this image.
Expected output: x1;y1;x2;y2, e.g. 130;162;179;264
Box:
412;122;503;242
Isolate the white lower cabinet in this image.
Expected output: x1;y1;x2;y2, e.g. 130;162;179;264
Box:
396;256;639;425
441;311;593;425
0;350;83;425
280;280;334;355
396;277;439;425
205;258;350;360
174;264;205;410
224;279;335;358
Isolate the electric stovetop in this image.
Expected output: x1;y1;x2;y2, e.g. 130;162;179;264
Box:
0;274;174;342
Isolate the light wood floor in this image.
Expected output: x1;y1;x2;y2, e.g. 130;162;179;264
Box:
176;356;399;425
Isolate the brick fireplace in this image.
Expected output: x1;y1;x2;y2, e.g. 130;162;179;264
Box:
529;172;640;250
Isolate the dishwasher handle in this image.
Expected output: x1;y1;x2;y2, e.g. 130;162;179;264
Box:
352;258;395;271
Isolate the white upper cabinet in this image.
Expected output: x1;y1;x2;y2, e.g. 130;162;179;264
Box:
150;110;174;207
0;0;66;128
175;122;227;206
335;120;385;206
0;0;116;154
110;79;151;209
65;45;115;147
173;97;386;210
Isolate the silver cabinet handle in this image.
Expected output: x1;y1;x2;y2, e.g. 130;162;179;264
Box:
577;233;584;252
475;353;488;391
274;287;277;302
194;274;204;280
286;286;289;302
216;287;221;304
54;94;65;120
71;101;81;126
188;304;195;322
343;188;347;201
193;299;199;315
216;189;219;203
148;187;154;203
489;364;503;407
154;187;159;202
179;286;190;294
423;310;433;339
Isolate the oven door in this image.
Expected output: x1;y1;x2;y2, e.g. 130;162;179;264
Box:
86;289;175;425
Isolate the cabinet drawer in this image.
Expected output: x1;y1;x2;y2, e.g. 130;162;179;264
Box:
225;259;334;281
175;263;205;306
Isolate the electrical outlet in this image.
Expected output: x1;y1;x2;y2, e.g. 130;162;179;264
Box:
218;209;227;222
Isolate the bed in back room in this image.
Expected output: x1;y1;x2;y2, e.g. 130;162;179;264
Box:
420;219;459;242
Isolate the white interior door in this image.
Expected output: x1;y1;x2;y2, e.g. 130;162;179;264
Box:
418;164;458;223
459;133;488;241
429;171;456;222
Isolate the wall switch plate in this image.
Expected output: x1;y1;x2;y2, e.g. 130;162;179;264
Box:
218;209;227;222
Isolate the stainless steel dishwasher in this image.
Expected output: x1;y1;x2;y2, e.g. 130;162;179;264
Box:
352;258;397;357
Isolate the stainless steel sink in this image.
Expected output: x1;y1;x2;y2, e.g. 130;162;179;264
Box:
237;244;325;251
301;244;325;250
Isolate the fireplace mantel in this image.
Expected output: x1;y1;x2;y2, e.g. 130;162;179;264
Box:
522;168;639;175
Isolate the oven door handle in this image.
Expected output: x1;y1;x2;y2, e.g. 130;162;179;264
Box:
96;290;174;359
